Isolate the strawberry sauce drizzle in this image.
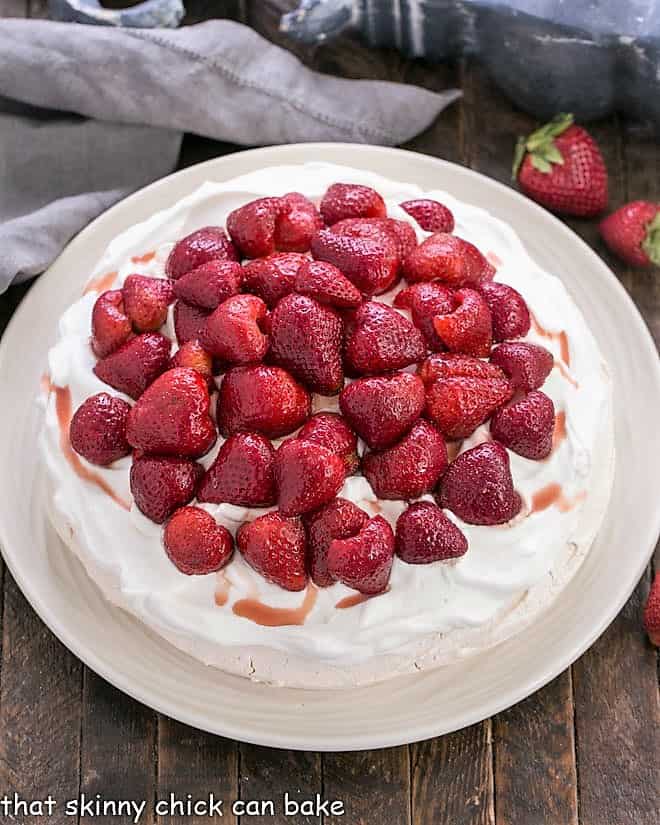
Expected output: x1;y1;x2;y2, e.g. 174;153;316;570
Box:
232;583;318;626
54;385;130;511
83;270;118;296
552;410;567;452
530;314;578;388
131;250;156;265
530;482;585;514
214;571;231;606
40;372;53;396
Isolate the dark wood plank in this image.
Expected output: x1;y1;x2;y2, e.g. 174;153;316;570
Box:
411;724;494;825
157;719;238;825
238;745;321;824
79;672;157;824
0;0;28;16
0;578;82;825
493;674;578;825
324;747;410;825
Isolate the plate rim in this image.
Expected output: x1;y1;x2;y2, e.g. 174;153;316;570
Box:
1;143;658;751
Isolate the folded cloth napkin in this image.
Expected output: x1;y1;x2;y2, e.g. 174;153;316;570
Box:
0;18;461;292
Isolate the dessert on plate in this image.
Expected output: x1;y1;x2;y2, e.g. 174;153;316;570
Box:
40;162;614;688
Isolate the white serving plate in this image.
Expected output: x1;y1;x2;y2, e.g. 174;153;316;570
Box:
0;144;658;751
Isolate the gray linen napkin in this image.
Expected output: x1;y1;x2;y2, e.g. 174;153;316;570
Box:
0;18;461;291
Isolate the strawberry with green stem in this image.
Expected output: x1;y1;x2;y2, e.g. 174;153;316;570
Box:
513;113;608;217
599;201;660;268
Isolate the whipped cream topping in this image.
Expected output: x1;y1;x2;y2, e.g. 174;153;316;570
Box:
40;162;611;666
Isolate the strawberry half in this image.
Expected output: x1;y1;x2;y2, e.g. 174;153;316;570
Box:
91;290;132;358
432;288;493;357
126;367;216;458
339;372;425;450
237;512;308;591
166;226;238;280
344;301;426;376
327;515;394;595
164;506;234;575
130;455;203;524
438;441;521;526
93;332;171;400
320;183;386;226
217;365;310;438
269;294;344;395
395;502;468;564
303;498;369;587
400;199;455;233
173;259;243;310
123;275;174;333
69;392;132;466
513;113;608;217
274;439;346;517
599;201;660;268
363;419;448;500
198;432;276;507
201;294;269;365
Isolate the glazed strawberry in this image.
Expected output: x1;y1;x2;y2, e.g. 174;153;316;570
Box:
363;419;448;500
344;301;426;375
425;374;513;439
327;515;394;595
169;340;213;384
513;114;607;217
201;294;269;365
198;432;276;507
242;252;307;307
164;506;233;575
297;413;359;474
173;259;243;310
319;183;386;226
130;455;203;524
91;290;132;358
173;300;211;345
93;332;171;400
433;288;493;357
332;217;417;262
490;342;554;391
311;228;398;296
69;392;131;466
643;572;660;647
126;367;216;457
274;192;324;252
397;281;455;350
404;234;492;287
269;294;343;395
339;372;425;450
226;197;282;258
294;260;362;308
438;441;521;525
274;439;345;517
400;199;455;233
419;352;506;385
218;365;310;438
395;502;467;564
122;274;174;333
303;498;369;587
237;512;308;591
166;226;238;280
490;390;555;460
478;281;530;342
599;201;660;268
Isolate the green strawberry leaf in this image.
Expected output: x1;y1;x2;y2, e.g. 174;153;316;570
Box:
512;136;527;179
515;113;573;177
530;155;553;174
642;211;660;266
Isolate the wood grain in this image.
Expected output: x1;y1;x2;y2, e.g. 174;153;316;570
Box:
411;724;494;825
157;719;238;825
238;745;321;824
324;747;411;825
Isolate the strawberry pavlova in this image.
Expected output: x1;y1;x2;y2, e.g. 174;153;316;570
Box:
40;163;613;688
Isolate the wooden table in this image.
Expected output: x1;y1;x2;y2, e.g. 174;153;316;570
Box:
0;2;658;823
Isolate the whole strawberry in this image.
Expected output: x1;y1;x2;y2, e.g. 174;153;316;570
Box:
164;506;234;575
599;201;660;268
303;498;369;587
69;393;132;466
237;512;308;591
643;572;660;647
274;439;346;517
198;433;276;507
130;455;203;524
327;515;394;595
513;113;608;217
395;502;467;564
